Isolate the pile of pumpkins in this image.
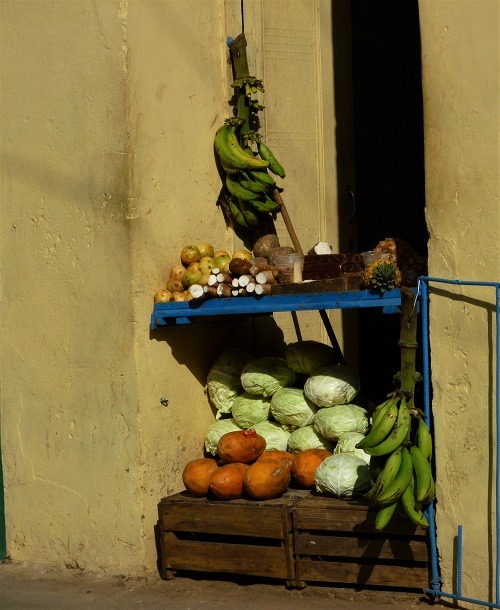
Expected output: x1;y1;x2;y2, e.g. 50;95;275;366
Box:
182;428;331;500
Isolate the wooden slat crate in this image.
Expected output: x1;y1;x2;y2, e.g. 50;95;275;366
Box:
292;494;429;590
158;490;307;586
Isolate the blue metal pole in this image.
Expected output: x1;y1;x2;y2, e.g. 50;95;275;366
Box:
457;524;463;597
0;433;6;560
495;284;500;604
419;278;441;597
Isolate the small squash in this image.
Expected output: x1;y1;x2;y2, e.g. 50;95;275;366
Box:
244;460;291;500
182;458;219;497
291;448;332;488
217;429;266;464
209;462;249;500
256;450;295;470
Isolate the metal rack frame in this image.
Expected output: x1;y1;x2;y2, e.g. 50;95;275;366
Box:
420;276;500;609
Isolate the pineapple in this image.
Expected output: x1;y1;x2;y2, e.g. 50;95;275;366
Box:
374;237;415;269
363;259;402;293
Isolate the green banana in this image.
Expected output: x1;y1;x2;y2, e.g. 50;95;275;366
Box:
375;500;399;531
400;475;430;528
369;455;386;483
364;399;411;457
238;172;268;194
421;473;435;505
214;124;254;171
220;158;240;175
227;196;249;229
410;444;432;503
415;417;433;462
248;168;276;187
226;174;259;201
237;198;263;229
370;446;403;501
376;446;413;505
248;192;282;214
370;398;393;428
356;399;399;449
257;141;286;178
226;127;270;169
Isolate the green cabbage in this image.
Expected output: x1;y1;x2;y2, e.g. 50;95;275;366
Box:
314;453;371;498
230;392;272;428
287;425;336;453
253;420;290;451
313;404;369;441
240;357;295;397
270;387;318;427
334;431;371;464
304;364;361;407
204;418;242;455
206;349;253;415
286;340;337;374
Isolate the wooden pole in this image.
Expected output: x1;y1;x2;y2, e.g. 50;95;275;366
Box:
273;189;346;365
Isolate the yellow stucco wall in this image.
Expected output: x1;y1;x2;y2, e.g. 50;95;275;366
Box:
419;0;499;603
0;0;341;575
2;0;497;592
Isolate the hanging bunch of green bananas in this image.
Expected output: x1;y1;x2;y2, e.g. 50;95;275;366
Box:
357;391;435;531
213;34;287;231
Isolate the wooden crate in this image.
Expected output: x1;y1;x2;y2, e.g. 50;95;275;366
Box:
292;494;429;590
158;490;307;586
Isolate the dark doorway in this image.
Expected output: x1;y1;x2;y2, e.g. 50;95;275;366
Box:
350;0;427;401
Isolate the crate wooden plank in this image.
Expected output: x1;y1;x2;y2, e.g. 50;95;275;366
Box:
295;558;429;589
295;532;428;562
161;533;289;579
293;503;426;536
159;493;296;539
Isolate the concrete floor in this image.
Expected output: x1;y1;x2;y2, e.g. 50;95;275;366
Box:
0;559;457;610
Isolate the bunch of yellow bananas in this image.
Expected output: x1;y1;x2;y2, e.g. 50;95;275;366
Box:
357;393;435;530
214;119;286;230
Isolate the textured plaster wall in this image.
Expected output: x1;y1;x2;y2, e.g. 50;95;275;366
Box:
419;0;499;603
0;0;142;573
0;0;349;576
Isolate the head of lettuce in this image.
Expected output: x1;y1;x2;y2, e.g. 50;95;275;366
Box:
240;357;295;397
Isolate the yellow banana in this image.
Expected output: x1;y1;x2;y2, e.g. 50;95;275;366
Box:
409;444;432;503
214;123;253;171
226;127;269;169
400;475;430;528
364;398;411;457
356;399;399;449
376;446;413;505
257;141;286;178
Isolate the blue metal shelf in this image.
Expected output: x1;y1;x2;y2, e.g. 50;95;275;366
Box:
151;288;406;328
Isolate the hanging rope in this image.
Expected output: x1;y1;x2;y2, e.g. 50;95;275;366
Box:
241;0;245;32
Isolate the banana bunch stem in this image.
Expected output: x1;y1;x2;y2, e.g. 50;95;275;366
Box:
215;33;286;232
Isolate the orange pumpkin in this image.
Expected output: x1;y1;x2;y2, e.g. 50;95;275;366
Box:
209;462;249;500
291;448;332;488
243;460;291;500
217;429;266;464
182;458;219;497
256;450;295;470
